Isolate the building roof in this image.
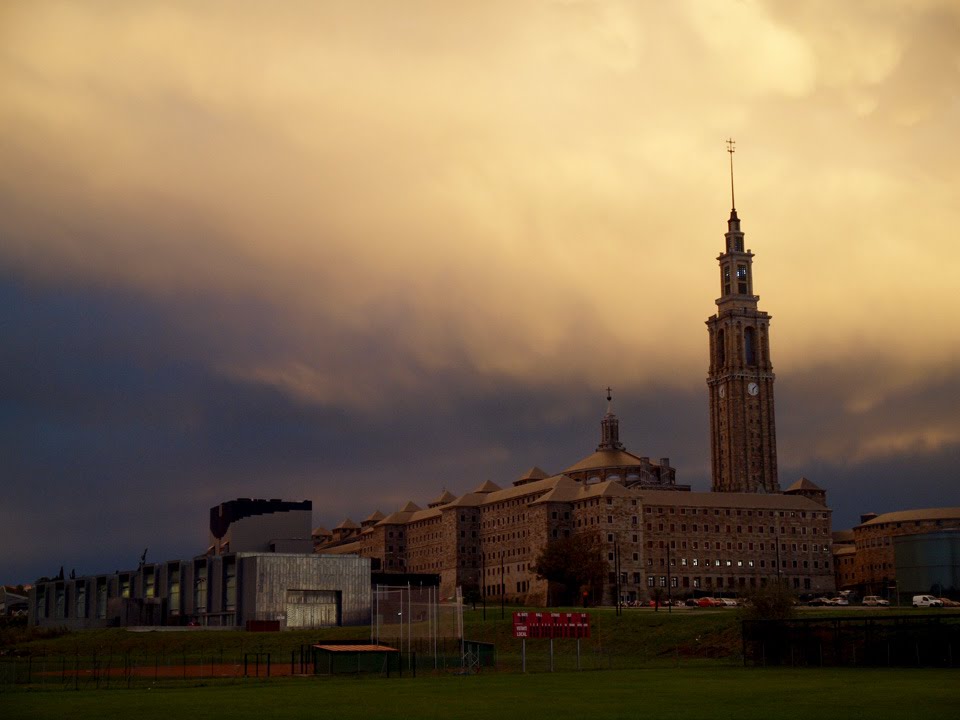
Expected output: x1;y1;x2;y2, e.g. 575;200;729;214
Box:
833;545;856;556
856;507;960;529
785;477;824;492
428;490;457;507
442;476;565;509
562;448;646;474
534;478;637;505
377;504;440;525
832;529;855;544
363;510;386;524
323;539;364;555
400;501;422;512
473;479;502;493
636;489;827;512
311;526;331;537
334;518;359;530
513;466;550;486
407;508;442;523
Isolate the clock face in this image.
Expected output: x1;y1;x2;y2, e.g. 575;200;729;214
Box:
718;385;725;399
747;382;759;396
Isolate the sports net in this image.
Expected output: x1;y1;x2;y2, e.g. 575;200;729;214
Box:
371;584;465;671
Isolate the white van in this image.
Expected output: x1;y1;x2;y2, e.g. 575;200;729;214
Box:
912;595;943;608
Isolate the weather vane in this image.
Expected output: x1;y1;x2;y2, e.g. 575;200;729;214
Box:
726;138;736;210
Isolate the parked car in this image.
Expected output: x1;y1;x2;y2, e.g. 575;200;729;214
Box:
697;597;718;607
861;596;890;606
912;595;943;608
806;597;831;606
684;598;699;607
938;597;960;607
719;598;739;607
827;597;849;606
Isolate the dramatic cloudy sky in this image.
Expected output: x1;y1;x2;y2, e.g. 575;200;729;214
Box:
3;1;959;584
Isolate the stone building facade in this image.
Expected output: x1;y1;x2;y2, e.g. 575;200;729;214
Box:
318;407;835;603
833;508;960;595
315;176;835;604
706;204;779;494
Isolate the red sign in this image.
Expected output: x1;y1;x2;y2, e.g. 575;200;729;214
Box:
513;612;591;639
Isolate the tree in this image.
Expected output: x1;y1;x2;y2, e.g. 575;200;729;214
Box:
739;579;797;621
533;532;609;606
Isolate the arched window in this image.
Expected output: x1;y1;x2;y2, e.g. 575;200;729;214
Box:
744;327;756;366
717;329;726;366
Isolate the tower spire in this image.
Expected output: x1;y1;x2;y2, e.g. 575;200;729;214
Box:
597;387;624;451
726;138;736;212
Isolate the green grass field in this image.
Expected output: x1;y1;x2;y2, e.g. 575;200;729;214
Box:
4;607;958;718
3;667;959;720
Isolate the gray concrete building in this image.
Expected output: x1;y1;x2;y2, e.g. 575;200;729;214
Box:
29;498;371;630
29;552;370;630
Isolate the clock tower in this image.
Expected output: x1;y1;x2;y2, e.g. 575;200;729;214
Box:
706;141;780;493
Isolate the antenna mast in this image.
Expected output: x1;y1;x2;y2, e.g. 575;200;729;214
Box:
726;138;736;210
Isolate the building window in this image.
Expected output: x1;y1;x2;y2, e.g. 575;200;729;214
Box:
144;567;156;598
737;264;748;294
55;585;65;619
194;563;207;611
96;579;107;619
744;326;756;365
224;559;237;612
75;582;86;619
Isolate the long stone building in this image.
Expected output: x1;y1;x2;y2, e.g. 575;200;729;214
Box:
833;507;960;597
317;168;836;604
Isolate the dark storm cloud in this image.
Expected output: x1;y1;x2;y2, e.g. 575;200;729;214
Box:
0;270;707;582
3;267;959;583
776;364;960;529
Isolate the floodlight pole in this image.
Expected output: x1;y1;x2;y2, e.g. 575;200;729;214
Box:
666;542;672;614
482;551;486;621
500;553;505;619
614;539;621;616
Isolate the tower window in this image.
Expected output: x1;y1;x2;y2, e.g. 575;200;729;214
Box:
723;266;731;295
717;329;725;366
744;327;756;366
737;264;748;294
